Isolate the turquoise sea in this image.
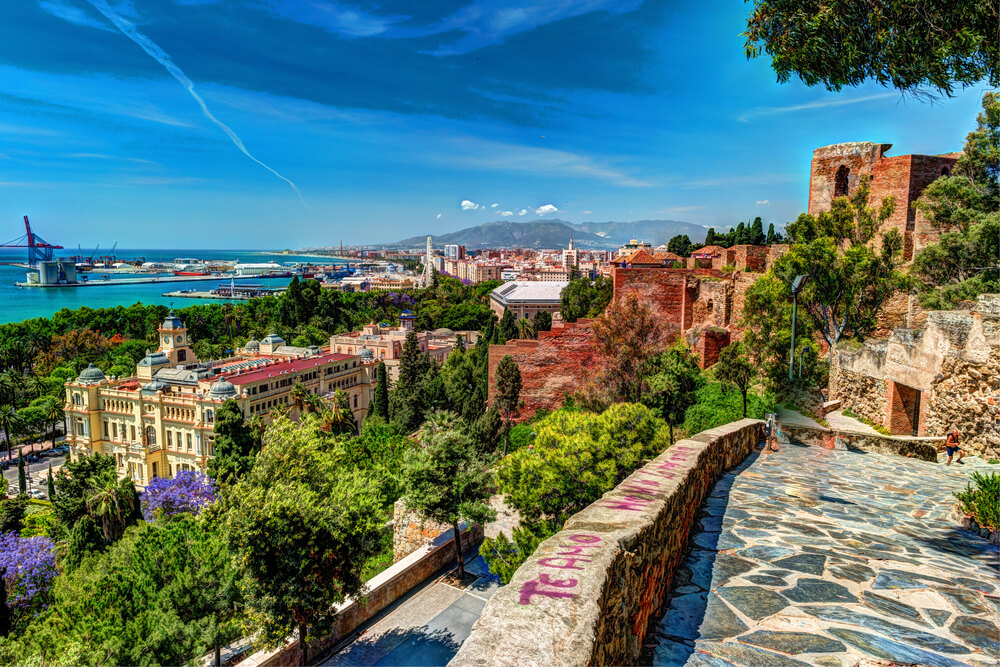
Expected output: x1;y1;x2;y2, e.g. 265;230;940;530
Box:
0;248;342;325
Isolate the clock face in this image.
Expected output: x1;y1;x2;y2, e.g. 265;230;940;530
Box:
163;336;169;344
176;336;183;344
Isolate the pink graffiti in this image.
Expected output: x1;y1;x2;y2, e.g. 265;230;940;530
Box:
598;495;652;511
566;534;601;544
537;556;591;570
518;573;579;604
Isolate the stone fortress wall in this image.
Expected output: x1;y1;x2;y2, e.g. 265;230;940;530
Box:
449;419;764;667
831;294;1000;458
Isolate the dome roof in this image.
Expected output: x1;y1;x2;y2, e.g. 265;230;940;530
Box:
208;378;238;399
77;363;106;384
138;350;170;367
244;338;260;350
359;345;374;361
161;309;184;330
261;333;285;345
140;379;169;395
399;309;415;317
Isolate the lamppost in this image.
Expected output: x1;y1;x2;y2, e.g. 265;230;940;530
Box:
789;274;809;384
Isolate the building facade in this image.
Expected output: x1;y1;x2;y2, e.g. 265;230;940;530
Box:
64;312;373;487
489;281;568;320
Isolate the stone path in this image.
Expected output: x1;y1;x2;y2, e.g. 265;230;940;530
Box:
647;444;1000;667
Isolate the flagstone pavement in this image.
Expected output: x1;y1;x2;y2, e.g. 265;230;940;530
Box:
646;443;1000;667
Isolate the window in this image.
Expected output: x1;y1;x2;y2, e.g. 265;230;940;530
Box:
103;421;109;437
112;422;118;439
117;453;123;467
177;349;186;362
146;426;156;445
205;409;214;423
152;462;158;478
833;165;849;197
166;431;172;447
186;433;192;450
353;394;358;408
130;425;136;441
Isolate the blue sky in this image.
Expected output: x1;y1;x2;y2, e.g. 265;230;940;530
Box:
0;0;990;248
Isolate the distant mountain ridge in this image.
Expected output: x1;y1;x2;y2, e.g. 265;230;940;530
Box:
393;218;708;249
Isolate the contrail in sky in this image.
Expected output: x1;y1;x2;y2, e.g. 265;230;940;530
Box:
85;0;305;203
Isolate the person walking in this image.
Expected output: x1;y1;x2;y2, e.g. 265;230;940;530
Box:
945;427;965;465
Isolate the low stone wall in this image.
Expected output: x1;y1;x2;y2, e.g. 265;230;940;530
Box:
449;419;763;667
781;423;940;461
392;498;452;561
241;522;484;667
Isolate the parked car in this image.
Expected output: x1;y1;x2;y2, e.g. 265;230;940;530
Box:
26;454;40;464
29;489;46;500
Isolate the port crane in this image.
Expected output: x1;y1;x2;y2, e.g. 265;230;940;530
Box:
0;216;64;266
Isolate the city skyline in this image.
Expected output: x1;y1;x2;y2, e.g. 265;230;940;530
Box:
0;0;990;248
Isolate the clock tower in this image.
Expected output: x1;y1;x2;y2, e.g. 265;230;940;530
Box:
157;310;198;366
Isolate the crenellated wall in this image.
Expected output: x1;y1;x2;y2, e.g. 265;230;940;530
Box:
449;419;764;667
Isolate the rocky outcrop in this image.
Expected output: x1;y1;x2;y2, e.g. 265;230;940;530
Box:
449;420;763;667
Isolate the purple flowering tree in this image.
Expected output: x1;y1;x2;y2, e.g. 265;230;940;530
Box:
0;532;57;617
140;470;217;521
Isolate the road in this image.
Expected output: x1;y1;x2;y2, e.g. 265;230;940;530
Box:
2;446;67;499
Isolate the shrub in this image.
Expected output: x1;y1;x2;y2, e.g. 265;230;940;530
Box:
682;382;776;435
955;472;999;531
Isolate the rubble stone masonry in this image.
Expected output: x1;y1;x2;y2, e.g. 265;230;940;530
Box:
449;419;764;667
830;294;1000;458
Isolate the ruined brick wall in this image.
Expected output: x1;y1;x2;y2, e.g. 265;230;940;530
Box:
392;498;451;561
696;327;731;369
729;245;768;272
612;267;724;333
449;420;764;667
487;320;600;420
807;142;959;262
830;365;888;426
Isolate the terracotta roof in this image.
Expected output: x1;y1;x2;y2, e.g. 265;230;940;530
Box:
653;251;682;261
223;352;356;385
614;249;663;265
692;245;725;257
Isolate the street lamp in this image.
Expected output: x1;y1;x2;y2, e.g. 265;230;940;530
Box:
789;274;809;384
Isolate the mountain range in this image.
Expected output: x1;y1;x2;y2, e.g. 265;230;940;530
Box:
393;219;710;249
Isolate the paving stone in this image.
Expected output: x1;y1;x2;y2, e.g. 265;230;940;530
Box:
658;592;748;641
829;628;971;667
872;570;927;589
828;563;875;583
739;546;795;562
715;586;789;620
861;590;928;626
938;587;993;615
772;554;827;576
783;578;857;604
738;630;845;654
693;530;746;551
950;615;1000;657
924;608;952;626
745;575;788;587
800;606;970;654
696;641;812;666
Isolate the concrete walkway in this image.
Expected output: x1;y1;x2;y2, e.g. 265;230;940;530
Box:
318;555;499;666
647;444;1000;666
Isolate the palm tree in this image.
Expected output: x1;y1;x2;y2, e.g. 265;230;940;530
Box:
419;409;461;444
303;393;324;415
0;406;22;461
40;396;64;449
24;375;49;401
86;470;133;542
0;373;16;407
321;390;356;435
289;382;308;416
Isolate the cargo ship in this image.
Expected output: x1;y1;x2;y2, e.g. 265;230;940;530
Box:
173;258;211;276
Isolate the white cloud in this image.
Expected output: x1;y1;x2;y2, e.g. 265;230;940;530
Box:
460;199;479;210
737;92;898;123
535;204;558;216
39;0;114;31
490;202;498;208
580;209;592;215
518;209;528;216
499;210;513;217
756;200;770;206
436;213;442;219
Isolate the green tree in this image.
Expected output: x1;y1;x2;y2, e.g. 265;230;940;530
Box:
749;217;766;245
705;228;717;246
226;417;384;665
532;310;552;333
39;395;63;448
498;308;517;343
289;382;309;414
714;341;755;418
207;400;260;488
373;362;390;420
744;0;1000;96
46;465;55;499
667;234;693;257
766;223;777;245
321;389;356;435
642;342;702;444
494;355;522;455
0;566;8;639
780;176;907;356
0;494;27;534
17;450;25;495
86;469;140;543
559;276;613;322
52;452;118;531
402;426;495;580
63;515;104;571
